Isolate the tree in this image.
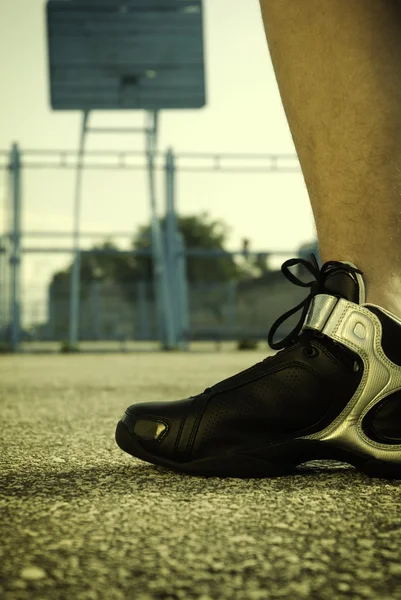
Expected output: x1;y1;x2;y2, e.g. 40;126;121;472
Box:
133;212;240;283
49;212;242;297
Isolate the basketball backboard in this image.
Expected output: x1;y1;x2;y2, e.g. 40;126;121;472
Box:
47;0;206;110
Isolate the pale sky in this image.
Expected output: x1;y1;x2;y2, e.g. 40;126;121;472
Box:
0;0;316;324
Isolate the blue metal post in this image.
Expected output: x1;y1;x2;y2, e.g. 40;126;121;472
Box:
176;232;190;348
145;111;176;349
2;151;13;340
69;111;89;350
46;284;55;340
9;143;22;351
164;147;181;345
0;236;5;340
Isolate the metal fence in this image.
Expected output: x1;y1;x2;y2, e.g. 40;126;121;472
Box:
0;144;318;351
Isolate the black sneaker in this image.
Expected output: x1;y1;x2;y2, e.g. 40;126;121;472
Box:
115;256;401;478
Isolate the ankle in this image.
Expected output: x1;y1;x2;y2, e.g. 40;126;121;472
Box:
365;290;401;320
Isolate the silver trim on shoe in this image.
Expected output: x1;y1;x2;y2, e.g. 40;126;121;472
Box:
302;294;401;464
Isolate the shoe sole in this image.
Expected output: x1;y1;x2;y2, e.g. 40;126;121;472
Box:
115;420;401;479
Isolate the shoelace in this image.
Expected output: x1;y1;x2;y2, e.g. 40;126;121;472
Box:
267;255;363;351
203;256;362;394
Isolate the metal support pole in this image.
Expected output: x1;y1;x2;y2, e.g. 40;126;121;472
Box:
9;143;22;351
0;236;5;340
68;111;89;349
145;111;176;349
46;284;55;340
176;232;190;348
3;161;13;343
164;148;181;345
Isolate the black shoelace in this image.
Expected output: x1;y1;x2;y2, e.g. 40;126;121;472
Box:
202;256;362;395
267;255;363;351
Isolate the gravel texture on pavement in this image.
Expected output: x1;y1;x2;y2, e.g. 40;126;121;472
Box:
1;352;401;600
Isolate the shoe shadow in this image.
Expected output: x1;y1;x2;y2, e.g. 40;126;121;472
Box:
1;462;173;499
1;459;365;500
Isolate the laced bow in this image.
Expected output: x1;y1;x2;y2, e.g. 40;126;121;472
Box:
267;255;363;351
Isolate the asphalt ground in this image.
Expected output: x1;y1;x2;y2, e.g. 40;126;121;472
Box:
1;351;401;600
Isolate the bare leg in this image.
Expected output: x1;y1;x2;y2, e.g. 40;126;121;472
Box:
260;0;401;315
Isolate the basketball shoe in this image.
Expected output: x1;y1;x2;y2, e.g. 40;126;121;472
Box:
115;256;401;478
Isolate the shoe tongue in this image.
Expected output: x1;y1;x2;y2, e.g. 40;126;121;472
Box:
322;261;365;304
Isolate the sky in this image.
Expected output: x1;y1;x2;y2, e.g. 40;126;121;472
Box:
0;0;316;324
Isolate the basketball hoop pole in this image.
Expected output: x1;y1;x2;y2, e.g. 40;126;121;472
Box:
165;148;190;349
47;0;205;349
68;110;88;350
67;110;177;350
145;111;176;349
